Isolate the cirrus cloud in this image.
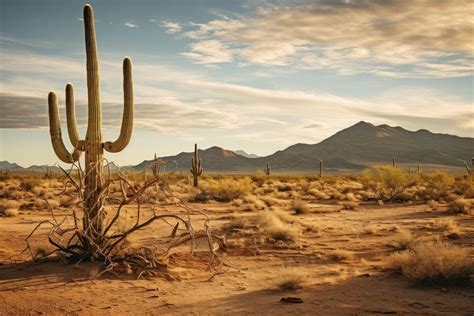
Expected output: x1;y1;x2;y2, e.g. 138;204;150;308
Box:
170;0;473;78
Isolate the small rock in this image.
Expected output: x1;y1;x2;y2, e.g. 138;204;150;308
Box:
441;287;448;293
280;297;304;304
357;273;371;278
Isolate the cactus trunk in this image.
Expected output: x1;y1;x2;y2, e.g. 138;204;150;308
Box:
83;4;105;238
47;4;134;255
319;160;323;179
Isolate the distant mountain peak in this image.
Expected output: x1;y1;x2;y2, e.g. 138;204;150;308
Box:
234;150;259;158
204;146;236;158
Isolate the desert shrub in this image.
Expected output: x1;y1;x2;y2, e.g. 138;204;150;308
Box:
19;178;41;192
339;201;358;210
391;228;414;250
360;166;412;201
292;200;309;214
308;188;330;200
363;225;378;235
388;240;473;285
427;200;439;210
242;194;266;210
0;199;20;210
277;183;292;192
224;218;246;231
200;177;253;202
274;269;306;290
421;172;454;201
448;198;472;215
453;177;474;198
257;210;298;242
432;219;460;239
250;171;267;186
394;191;414;202
0;208;19;217
328;249;354;262
259;196;283;207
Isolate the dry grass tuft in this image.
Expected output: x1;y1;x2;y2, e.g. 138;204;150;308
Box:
328;249;354;262
391;228;414;250
448;198;472;215
388;240;473;285
224;218;246;231
257;211;298;242
0;200;20;209
1;208;19;217
292;200;309;214
200;177;253;202
433;218;461;239
339;201;358;210
273;269;306;290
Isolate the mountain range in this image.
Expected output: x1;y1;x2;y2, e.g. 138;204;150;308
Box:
3;122;473;173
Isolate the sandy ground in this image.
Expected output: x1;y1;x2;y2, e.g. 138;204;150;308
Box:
1;200;473;315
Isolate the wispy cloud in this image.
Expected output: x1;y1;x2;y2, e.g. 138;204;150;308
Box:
0;48;471;143
160;20;182;34
180;39;233;64
124;21;139;28
171;0;474;78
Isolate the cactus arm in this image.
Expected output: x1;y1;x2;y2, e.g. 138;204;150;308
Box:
104;58;133;153
65;83;84;150
48;92;81;163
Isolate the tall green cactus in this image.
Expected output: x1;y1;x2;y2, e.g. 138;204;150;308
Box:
264;162;271;176
190;143;203;187
47;4;134;237
392;157;396;167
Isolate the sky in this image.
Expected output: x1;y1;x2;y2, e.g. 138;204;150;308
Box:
0;0;473;167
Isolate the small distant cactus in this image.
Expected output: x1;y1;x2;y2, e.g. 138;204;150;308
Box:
417;164;421;173
319;160;323;179
47;4;134;239
392;157;396;167
152;153;159;176
190;144;203;187
264;162;271;176
44;166;52;178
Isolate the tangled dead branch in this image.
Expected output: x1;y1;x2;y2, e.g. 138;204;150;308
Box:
23;160;225;279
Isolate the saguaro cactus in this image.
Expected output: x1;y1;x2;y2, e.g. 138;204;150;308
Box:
392;157;396;167
319;160;323;179
152;153;159;176
190;144;203;187
47;4;133;240
264;162;271;176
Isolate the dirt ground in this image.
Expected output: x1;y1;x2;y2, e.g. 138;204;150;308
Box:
1;197;473;315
